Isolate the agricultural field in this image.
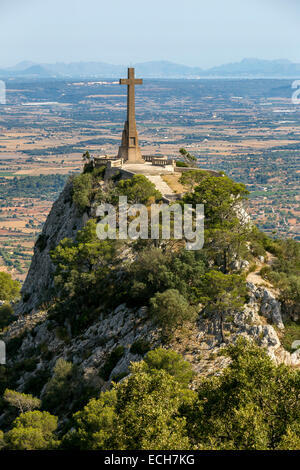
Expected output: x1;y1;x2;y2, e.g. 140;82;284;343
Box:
0;78;299;281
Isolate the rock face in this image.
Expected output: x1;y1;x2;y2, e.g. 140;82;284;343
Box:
4;177;298;428
247;282;284;329
181;291;299;376
2;305;159;399
1;265;299;427
16;181;88;315
4;281;299;401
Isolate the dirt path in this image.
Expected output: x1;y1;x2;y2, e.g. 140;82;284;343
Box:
246;252;278;294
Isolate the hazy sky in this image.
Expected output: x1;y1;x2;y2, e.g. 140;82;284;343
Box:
1;0;300;68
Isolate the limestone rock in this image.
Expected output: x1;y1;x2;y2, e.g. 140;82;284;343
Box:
15;181;87;315
247;282;284;329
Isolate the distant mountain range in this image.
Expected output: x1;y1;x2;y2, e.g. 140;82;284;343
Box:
1;58;300;79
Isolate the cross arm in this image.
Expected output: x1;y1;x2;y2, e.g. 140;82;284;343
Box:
119;79;143;85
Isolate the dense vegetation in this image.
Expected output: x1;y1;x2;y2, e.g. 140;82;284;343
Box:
258;238;300;350
260;238;300;316
0;272;20;301
1;341;299;450
48;167;299;342
0;272;20;330
1;163;299;450
0;174;68;201
72;167;162;213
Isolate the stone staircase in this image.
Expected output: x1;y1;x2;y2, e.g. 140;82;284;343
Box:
145;175;176;201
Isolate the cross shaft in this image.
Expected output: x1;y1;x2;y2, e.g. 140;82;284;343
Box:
120;68;143;125
118;68;144;163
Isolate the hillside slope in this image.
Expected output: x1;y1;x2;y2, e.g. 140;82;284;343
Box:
1;166;300;438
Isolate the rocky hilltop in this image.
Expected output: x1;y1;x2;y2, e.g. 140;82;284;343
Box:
1;166;299;432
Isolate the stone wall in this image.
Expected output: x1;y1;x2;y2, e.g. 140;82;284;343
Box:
174;167;222;176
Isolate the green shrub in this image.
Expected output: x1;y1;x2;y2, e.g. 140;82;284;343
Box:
281;321;300;352
250;241;266;258
42;359;74;412
149;289;197;337
179;148;198;166
4;411;59;450
191;338;300;450
3;389;41;413
247;263;258;274
40;343;53;361
111;372;128;383
130;339;151;355
50;220;120;331
143;348;194;386
63;360;192;450
128;247;205;305
280;276;300;317
72;173;93;213
183;175;249;228
179;169;211;189
114;174;162;204
260;265;272;278
0;303;15;329
176;161;189;167
262;236;282;256
91;166;106;179
0;272;20;301
0;430;4;450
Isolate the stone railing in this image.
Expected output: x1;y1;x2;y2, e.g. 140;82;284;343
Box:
142;156;175;167
94;156;123;168
152;157;169;166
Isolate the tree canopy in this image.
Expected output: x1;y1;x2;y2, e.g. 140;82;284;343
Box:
114;174;162;204
1;343;300;450
183;175;249;228
0;272;20;301
4;411;59;450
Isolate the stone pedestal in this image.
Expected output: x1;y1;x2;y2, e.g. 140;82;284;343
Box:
118;121;143;163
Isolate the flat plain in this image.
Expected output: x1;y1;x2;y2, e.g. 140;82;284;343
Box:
0;78;299;281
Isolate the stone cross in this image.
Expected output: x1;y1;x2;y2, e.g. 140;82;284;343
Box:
118;68;144;163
